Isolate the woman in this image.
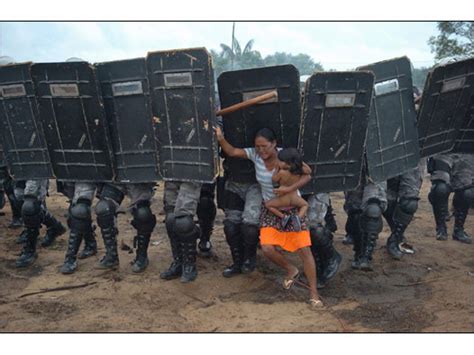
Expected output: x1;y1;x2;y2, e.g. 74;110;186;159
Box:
215;126;322;307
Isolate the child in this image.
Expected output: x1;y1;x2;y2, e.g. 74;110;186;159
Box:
265;148;309;231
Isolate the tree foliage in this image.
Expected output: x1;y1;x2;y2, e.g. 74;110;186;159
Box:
429;22;474;61
211;37;323;78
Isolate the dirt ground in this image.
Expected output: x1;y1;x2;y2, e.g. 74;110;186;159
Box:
0;178;472;333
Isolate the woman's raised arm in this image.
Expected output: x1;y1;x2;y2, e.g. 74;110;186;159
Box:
214;126;248;160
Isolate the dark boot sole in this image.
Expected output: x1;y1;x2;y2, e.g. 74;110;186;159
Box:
15;254;38;268
160;273;182;280
77;250;97;260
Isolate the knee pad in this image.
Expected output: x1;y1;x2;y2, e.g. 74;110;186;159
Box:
131;200;156;235
224;220;241;246
428;180;451;205
393;198;418;225
95;199;116;229
165;212;176;235
310;224;333;248
453;187;474;210
364;202;383;219
175;214;198;241
22;196;43;228
69;198;93;233
241;223;259;246
197;195;217;222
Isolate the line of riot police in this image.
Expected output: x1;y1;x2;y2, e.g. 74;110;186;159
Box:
0;51;472;288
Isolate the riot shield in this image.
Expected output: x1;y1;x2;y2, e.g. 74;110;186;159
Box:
0;62;53;180
147;47;218;183
96;58;160;183
358;56;420;182
0;142;5;167
299;71;374;194
217;65;301;183
418;57;474;156
452;92;474;154
31;61;114;182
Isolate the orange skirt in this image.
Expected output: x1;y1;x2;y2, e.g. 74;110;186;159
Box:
260;227;311;252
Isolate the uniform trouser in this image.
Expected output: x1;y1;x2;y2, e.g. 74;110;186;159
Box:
15;179;49;228
428;154;474;233
344;181;387;262
95;183;156;262
0;169;22;218
305;193;341;281
384;162;424;233
163;181;202;264
222;181;262;266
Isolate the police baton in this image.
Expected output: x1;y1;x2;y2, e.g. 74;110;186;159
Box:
216;90;278;117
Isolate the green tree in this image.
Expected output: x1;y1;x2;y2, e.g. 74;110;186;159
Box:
219;37;264;71
263;52;324;75
429;21;474;61
412;66;432;91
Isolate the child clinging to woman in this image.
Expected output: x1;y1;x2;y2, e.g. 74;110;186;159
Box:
264;148;309;231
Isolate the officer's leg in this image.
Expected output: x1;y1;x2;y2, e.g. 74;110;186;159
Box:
128;183;156;273
15;180;46;268
324;197;338;233
4;175;23;228
14;181;28;243
60;198;92;274
358;183;386;271
40;179;66;247
222;188;245;278
241;184;262;274
344;190;364;269
196;183;217;257
173;182;202;283
387;167;423;258
428;156;452;241
306;193;341;287
60;183;96;274
95;184;123;269
452;186;473;244
160;182;182;280
76;184;98;259
383;177;400;232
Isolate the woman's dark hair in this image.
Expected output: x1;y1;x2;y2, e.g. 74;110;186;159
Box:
254;127;277;143
278;148;304;175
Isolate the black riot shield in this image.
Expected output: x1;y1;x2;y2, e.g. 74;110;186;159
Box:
299;72;374;194
0;142;5;167
417;58;474;157
146;47;218;183
0;63;53;180
452;93;474;154
31;62;114;182
358;57;420;182
217;65;301;183
96;58;160;183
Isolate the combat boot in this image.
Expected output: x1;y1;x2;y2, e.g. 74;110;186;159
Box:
198;222;213;258
351;233;363;270
15;228;39;268
97;227;119;269
160;235;183;280
386;222;405;260
453;209;472;244
8;216;23;229
180;241;197;283
60;231;83;274
41;211;66;247
78;228;97;259
223;244;243;278
15;228;28;244
131;234;150;273
431;196;449;241
241;224;259;274
359;233;377;271
342;234;354;245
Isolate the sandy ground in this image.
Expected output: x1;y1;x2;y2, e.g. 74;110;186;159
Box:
0;178;472;332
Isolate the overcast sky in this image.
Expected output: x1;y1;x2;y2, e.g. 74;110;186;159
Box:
0;22;438;70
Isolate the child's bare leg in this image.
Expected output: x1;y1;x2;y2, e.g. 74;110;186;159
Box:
297;247;319;300
261;245;298;279
290;195;309;219
265;195;292;219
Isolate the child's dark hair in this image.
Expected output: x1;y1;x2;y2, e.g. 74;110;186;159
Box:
278;148;304;175
255;127;277;143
